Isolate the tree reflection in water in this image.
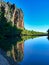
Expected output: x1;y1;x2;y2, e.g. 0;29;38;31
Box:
47;36;49;40
0;34;46;63
0;34;39;62
0;35;24;62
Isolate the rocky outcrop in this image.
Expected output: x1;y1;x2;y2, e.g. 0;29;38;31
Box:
0;1;24;28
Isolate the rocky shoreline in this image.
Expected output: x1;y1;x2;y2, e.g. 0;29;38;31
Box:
0;49;19;65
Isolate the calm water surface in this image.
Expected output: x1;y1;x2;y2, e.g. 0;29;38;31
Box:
20;36;49;65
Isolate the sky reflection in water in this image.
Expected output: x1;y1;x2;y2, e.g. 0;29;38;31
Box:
20;36;49;65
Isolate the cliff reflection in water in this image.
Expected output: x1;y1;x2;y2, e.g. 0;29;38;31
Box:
0;34;38;62
7;40;24;62
0;35;24;62
0;35;49;62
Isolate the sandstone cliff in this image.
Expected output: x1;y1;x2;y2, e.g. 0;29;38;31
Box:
0;1;24;28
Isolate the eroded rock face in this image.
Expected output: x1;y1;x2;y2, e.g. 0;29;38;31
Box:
13;8;24;28
0;2;24;28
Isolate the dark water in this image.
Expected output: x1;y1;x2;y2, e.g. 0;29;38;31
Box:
20;36;49;65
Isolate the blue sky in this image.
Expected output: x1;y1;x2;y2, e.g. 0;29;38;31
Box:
5;0;49;32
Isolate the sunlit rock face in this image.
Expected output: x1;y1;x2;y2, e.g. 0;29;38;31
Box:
0;2;24;28
12;8;24;28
